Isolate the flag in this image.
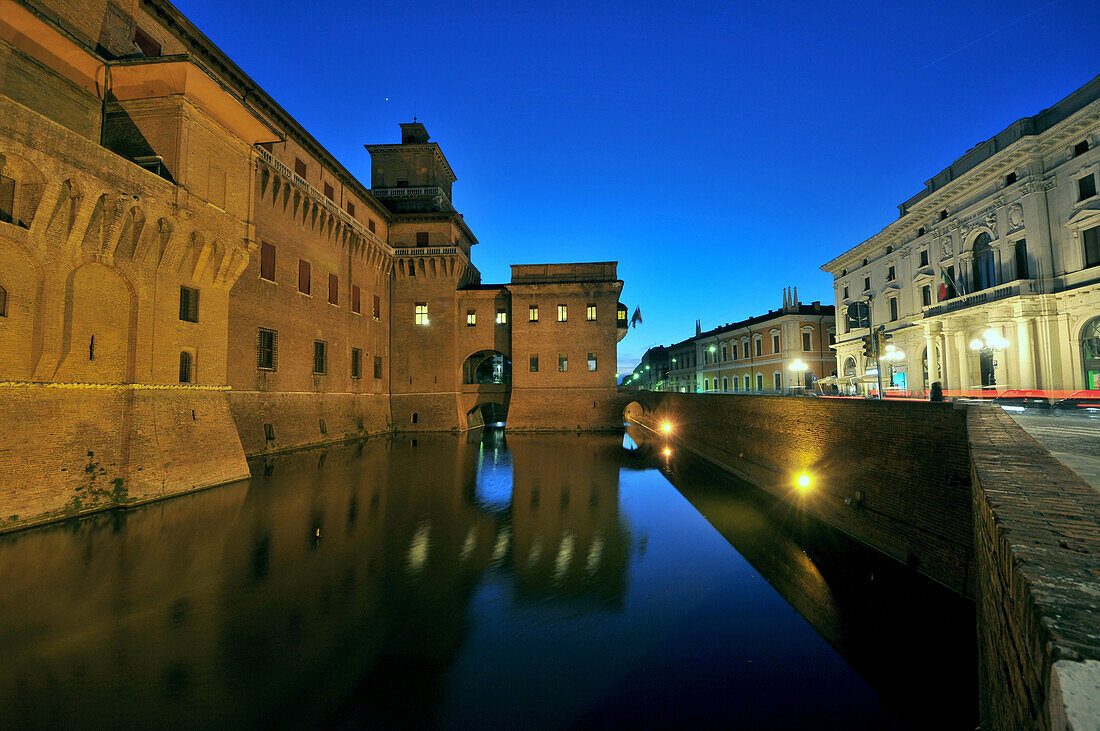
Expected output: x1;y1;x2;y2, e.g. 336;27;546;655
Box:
630;307;643;328
938;267;964;301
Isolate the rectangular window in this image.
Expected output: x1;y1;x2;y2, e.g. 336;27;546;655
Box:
260;242;276;281
373;294;381;320
887;265;896;281
1015;239;1029;280
744;374;750;390
774;372;782;391
257;328;277;370
843;286;849;299
721;344;727;361
940;209;948;221
917;227;925;236
919;249;929;267
351;348;362;378
328;273;339;305
368;218;376;233
529;305;539;322
772;334;780;353
863;276;871;291
802;331;812;351
374;355;383;379
1079;174;1097;202
529;354;539;372
754;338;762;357
756;373;763;390
557;304;567;322
922;285;931;307
133;27;161;57
351;285;361;314
323;182;334;200
731;343;738;360
414;303;429;325
179;286;199;322
1075;140;1090;157
890;297;899;321
313;340;327;374
587;352;597;371
346;201;355;217
0;173;14;224
829;332;836;345
1084;226;1100;268
558;353;568;372
1006;171;1017;185
496;309;508;325
416;231;429;246
586;304;596;321
946;266;957;299
298;260;311;294
294;157;307;178
467;309;476;326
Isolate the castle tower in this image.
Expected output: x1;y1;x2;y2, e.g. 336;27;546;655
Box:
365;121;457;213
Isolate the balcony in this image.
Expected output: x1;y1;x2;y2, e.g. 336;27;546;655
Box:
923;279;1038;318
370;186;453;211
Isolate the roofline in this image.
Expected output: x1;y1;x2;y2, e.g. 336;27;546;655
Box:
364;142;457;183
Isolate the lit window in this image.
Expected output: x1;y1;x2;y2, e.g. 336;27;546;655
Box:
496;309;508;325
529;305;539;322
179;286;199;322
586;304;596;321
313;340;327;375
257;328;277;370
414;303;429;325
587;352;597;371
351;348;362;378
558;353;568;372
467;309;476;326
557;304;567;322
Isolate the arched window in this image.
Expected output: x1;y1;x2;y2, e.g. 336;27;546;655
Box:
0;284;7;317
178;351;193;383
972;232;997;292
1081;317;1100;389
843;357;856;377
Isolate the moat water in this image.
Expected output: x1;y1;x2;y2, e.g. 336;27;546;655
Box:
0;427;976;729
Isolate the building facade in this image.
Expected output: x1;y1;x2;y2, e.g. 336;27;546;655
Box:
823;75;1100;397
0;0;626;528
629;290;835;395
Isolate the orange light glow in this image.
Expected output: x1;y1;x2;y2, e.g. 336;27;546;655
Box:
661;422;672;433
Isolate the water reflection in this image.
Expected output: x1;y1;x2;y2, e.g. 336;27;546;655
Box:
0;428;974;728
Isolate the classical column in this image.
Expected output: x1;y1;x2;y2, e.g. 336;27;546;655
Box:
953;330;970;392
1015;318;1036;389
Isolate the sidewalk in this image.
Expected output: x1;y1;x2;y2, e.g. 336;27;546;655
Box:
1008;413;1100;493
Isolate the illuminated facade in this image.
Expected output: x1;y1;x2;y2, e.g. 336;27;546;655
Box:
823;75;1100;395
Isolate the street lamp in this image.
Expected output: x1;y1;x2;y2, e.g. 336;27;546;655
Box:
969;328;1010;388
787;358;809;394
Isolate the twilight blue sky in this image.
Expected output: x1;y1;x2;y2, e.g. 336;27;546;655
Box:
176;0;1099;374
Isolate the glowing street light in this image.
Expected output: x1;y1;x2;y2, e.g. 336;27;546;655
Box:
795;472;812;493
787;358;809;393
661;422;672;433
663;447;672;457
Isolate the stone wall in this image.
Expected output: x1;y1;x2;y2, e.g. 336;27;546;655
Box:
227;391;391;456
627;392;974;594
968;405;1100;730
0;383;248;531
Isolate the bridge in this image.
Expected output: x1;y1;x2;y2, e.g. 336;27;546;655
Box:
617;388;1100;731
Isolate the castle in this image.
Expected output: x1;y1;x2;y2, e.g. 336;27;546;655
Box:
0;0;627;530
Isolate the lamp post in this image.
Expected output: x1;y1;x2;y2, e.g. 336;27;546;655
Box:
969;328;1010;389
788;358;808;395
879;344;905;394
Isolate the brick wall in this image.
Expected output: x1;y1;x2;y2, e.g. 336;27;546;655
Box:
968;405;1100;730
0;383;248;532
628;392;974;594
508;387;624;431
227;391;391;456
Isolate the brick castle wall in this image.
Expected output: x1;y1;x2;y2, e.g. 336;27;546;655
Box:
227;391;391;455
627;392;973;594
0;384;248;531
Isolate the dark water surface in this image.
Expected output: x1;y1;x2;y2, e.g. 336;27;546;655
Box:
0;428;975;728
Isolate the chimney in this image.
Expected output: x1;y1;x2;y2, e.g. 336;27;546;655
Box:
696;319;702;336
793;286;799;305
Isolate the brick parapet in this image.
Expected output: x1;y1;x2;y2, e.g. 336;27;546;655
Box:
968;405;1100;730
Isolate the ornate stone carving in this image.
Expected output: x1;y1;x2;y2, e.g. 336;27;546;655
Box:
941;235;953;256
983;210;997;232
1008;203;1024;230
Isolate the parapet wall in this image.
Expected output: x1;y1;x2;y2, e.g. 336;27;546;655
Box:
508;387;625;432
629;392;974;594
227;391;391;455
0;383;248;531
968;406;1100;730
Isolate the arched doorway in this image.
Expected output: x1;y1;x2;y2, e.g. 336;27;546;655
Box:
462;350;511;385
1081;316;1100;389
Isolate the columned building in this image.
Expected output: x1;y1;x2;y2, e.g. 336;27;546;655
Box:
823;75;1100;396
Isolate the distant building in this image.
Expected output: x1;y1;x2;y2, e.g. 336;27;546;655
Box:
631;289;835;394
822;75;1100;395
628;345;669;390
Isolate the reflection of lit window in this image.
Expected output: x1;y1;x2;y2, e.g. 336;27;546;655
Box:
414;303;429;325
